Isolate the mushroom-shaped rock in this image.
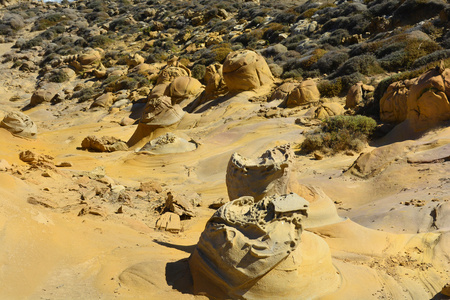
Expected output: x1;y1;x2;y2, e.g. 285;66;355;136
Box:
189;193;340;299
165;76;203;104
141;96;184;127
0;111;37;139
406;66;450;131
127;96;184;147
222;50;274;92
139;132;197;155
286;79;320;107
380;80;415;123
226;145;297;202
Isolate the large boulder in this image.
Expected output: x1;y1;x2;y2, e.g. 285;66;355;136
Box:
406;66;450;131
69;48;102;73
189;193;340;299
30;83;60;106
346;81;375;109
222;50;274;92
286;79;320;107
380;80;415;123
165;76;203;104
226;145;297;202
156;59;191;85
0;111;37;139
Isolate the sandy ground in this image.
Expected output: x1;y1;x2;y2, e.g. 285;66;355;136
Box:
0;41;449;299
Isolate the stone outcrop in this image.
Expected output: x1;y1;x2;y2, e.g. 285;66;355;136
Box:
346;81;375;109
81;135;128;152
127;96;185;147
269;82;297;102
156;58;191;85
165;76;203;104
406;65;450;131
68;48;102;73
307;102;344;119
226;145;296;202
189;193;339;299
30;83;60;106
0;111;37;139
204;63;228;99
222;50;274;92
380;80;415;123
286;79;320;107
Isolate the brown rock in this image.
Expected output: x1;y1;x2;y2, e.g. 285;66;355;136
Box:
139;181;163;193
81;136;128;152
270;82;298;102
380;80;414;123
91;92;115;108
226;144;297;201
30;83;60;106
155;212;181;233
406;67;450;131
286;79;320;107
165;76;203;104
0;111;37;139
222;50;274;92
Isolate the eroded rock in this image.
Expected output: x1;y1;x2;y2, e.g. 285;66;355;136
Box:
81;135;128;152
0;111;37;139
226;145;296;201
222;50;274;92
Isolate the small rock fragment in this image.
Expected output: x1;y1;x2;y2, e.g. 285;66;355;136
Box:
155;212;181;233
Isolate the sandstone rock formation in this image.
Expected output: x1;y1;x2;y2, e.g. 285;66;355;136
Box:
286;79;320;107
269;82;297;102
346;81;375;109
165;76;203;105
155;212;181;233
81;135;128;152
156;58;191;85
68;48;102;74
226;145;296;201
189;193;340;299
127;96;185;147
222;50;273;92
380;80;415;123
307;102;344;119
406;66;450;131
204;63;228;100
0;111;37;139
30;83;60;106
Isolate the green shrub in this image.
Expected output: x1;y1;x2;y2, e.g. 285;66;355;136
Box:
301;115;377;154
33;13;65;31
49;69;70;83
192;64;206;81
318;78;343;97
211;43;232;63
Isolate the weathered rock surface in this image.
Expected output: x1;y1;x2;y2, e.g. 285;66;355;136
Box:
306;102;344;119
407;66;450;131
222;50;273;92
189;193;340;299
346;81;375;109
81;135;128;152
380;80;415;123
0;111;37;139
30;83;60;106
155;212;181;233
286;79;320;107
165;76;203;104
226;145;296;201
